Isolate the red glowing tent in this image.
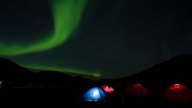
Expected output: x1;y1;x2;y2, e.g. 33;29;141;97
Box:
163;83;192;102
126;83;149;96
100;84;114;94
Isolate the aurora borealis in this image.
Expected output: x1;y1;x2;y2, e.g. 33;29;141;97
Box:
0;0;87;56
1;0;192;78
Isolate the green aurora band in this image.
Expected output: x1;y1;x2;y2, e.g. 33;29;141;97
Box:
0;0;102;77
0;0;87;56
20;64;101;78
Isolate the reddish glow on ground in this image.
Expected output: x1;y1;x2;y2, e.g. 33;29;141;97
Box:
101;85;114;94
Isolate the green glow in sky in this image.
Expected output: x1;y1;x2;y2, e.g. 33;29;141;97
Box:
20;64;101;78
0;0;87;56
0;0;102;78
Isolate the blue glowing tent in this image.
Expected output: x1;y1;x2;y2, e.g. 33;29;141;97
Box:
83;87;107;101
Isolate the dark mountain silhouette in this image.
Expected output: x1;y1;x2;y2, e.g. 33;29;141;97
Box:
0;57;93;86
0;57;35;82
135;54;191;81
115;54;192;81
2;53;191;88
34;70;94;88
0;55;192;107
0;57;94;108
35;71;73;82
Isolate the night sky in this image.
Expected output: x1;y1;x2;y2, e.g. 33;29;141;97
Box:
0;0;192;79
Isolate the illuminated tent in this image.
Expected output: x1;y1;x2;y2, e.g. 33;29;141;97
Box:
126;83;149;96
83;87;107;101
163;83;192;102
101;84;114;94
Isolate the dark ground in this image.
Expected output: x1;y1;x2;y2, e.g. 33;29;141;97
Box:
0;88;191;108
0;55;192;108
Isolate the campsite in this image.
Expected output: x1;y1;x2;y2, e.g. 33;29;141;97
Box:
0;54;192;108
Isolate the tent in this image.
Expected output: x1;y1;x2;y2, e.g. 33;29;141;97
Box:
163;83;192;102
83;87;107;101
126;83;149;96
101;84;114;94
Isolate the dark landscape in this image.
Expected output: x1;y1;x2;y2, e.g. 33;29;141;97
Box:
0;54;192;108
